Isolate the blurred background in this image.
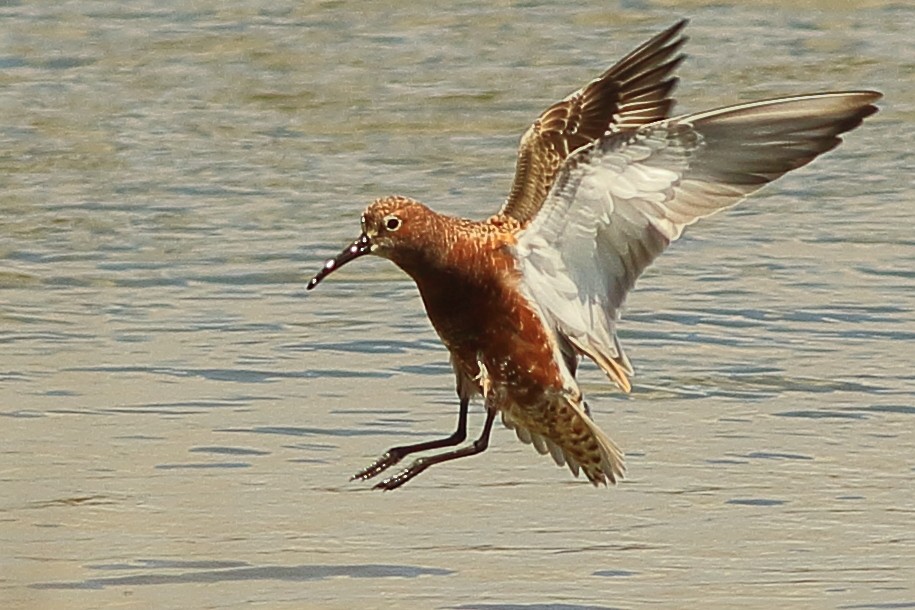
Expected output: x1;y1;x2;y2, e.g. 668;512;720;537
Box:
2;1;913;609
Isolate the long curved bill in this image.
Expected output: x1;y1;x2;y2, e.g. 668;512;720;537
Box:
307;234;373;290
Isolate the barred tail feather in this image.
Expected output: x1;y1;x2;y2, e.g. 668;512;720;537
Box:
501;395;625;485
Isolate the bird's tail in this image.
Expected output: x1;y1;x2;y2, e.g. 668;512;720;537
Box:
502;393;625;485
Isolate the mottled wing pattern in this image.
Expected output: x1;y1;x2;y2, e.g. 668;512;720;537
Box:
498;19;688;225
516;91;881;392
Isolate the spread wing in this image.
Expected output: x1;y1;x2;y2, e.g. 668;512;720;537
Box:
515;91;881;392
498;19;688;225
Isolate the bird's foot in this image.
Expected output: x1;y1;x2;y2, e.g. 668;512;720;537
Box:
351;450;404;482
372;458;430;491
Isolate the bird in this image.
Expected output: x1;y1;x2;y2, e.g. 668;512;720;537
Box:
306;19;880;490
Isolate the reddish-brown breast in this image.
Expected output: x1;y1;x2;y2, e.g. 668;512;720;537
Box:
377;201;564;400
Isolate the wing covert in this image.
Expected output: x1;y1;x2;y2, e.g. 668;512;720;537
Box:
498;19;688;225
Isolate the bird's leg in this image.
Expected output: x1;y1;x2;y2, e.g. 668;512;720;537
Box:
373;405;497;491
352;396;470;482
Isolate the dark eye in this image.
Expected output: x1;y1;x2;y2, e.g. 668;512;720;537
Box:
384;215;402;231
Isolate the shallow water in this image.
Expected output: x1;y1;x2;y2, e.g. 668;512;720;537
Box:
2;2;914;609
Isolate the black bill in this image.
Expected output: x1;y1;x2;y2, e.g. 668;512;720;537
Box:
307;233;373;290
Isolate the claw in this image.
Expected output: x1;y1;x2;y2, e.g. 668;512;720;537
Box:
351;451;404;481
372;458;430;491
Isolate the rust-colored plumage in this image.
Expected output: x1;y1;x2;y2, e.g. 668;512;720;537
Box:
307;20;880;490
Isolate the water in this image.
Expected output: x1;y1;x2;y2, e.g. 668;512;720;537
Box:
2;2;913;609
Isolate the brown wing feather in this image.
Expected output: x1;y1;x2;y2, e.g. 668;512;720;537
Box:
497;19;688;226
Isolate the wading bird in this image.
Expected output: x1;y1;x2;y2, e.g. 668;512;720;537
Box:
307;20;880;490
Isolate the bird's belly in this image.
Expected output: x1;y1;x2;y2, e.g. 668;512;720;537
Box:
411;251;569;403
440;298;567;404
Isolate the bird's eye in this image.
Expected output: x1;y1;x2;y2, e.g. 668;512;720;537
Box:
384;215;402;231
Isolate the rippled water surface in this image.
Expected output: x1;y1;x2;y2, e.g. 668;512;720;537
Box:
2;2;913;609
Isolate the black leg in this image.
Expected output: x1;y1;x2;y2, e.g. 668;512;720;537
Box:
373;406;498;491
352;396;470;482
